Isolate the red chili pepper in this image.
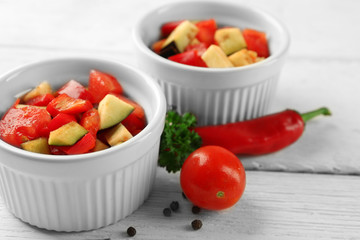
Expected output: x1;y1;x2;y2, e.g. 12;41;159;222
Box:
194;107;331;155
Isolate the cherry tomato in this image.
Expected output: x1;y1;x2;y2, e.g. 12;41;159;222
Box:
180;146;246;210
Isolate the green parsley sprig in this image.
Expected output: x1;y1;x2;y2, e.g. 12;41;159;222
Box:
158;111;202;173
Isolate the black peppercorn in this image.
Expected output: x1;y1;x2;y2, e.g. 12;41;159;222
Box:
191;219;202;230
170;201;179;211
127;226;136;237
163;207;172;217
192;205;201;214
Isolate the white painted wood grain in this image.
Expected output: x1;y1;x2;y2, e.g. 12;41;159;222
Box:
0;168;359;240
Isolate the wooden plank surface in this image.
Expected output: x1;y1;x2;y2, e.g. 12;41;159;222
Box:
0;168;359;240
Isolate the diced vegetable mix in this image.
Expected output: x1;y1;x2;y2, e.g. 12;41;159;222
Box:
151;19;270;68
0;70;147;155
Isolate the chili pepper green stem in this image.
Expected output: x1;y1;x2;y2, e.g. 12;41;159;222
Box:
300;107;331;123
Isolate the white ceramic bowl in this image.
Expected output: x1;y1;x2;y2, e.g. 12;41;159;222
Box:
133;0;290;125
0;57;166;232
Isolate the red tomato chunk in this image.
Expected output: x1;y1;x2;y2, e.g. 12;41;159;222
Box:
0;106;51;147
88;70;123;103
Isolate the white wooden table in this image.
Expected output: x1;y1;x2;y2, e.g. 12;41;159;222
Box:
0;0;359;239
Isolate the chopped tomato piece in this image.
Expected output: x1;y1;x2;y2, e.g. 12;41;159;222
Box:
25;93;55;106
46;94;93;117
80;108;100;137
57;80;93;101
161;20;184;37
242;29;270;58
1;99;21;120
195;19;217;46
88;70;123;103
0;106;51;147
58;133;96;155
168;50;208;67
184;42;208;56
115;95;146;136
48;113;77;131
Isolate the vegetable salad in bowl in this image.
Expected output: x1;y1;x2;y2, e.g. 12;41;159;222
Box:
0;70;146;155
152;19;269;68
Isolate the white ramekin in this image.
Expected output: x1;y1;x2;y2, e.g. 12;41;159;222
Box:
0;57;166;232
133;0;290;125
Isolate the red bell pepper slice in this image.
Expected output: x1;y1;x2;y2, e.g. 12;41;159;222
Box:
88;70;123;103
79;108;100;137
161;20;184;37
195;19;217;46
57;133;96;155
57;79;93;102
168;50;208;67
115;95;146;136
48;113;77;131
0;106;51;147
184;42;208;56
242;29;270;58
46;93;93;117
25;93;55;106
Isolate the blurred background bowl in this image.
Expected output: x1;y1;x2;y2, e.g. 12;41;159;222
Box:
0;57;166;231
133;0;290;125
